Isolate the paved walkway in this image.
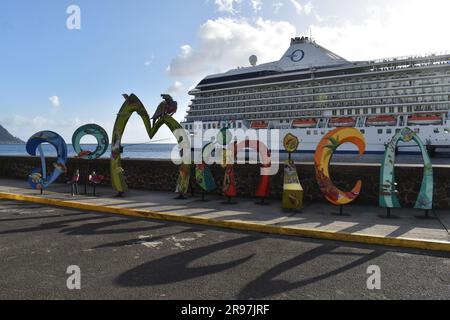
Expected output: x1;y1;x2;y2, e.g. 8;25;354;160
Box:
0;178;449;251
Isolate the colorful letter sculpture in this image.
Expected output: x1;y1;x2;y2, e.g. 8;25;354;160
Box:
194;143;217;200
222;140;238;203
379;128;434;210
283;133;300;159
196;143;217;186
110;93;190;195
314;128;366;206
282;134;303;210
223;164;237;198
72;124;109;160
26;131;68;191
175;164;191;199
195;163;216;192
72;124;109;195
234;140;271;204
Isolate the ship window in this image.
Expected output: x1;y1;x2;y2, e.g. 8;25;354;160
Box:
434;128;440;134
415;128;420;133
238;122;242;128
314;130;318;135
387;129;392;134
307;131;311;135
360;129;365;134
378;129;383;134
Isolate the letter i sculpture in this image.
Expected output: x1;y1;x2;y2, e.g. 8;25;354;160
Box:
282;134;303;210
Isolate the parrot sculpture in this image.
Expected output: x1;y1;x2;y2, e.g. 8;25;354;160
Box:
151;94;178;126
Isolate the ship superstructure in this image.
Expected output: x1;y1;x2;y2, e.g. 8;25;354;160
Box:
182;37;450;154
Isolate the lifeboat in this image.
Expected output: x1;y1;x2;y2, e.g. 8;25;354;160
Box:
329;117;356;127
408;114;442;126
366;115;397;126
250;121;269;129
292;119;317;128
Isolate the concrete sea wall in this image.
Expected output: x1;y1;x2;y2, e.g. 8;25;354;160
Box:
0;156;449;209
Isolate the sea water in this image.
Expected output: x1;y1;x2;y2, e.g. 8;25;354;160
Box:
1;143;449;165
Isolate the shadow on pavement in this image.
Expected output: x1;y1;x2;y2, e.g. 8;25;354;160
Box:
115;236;258;287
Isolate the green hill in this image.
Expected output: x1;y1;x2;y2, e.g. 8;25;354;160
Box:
0;124;24;144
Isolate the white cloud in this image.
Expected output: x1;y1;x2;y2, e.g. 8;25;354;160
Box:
289;0;314;16
144;55;154;66
289;0;303;15
180;45;192;57
0;114;92;141
1;115;49;128
273;2;283;14
49;96;60;108
250;0;263;12
166;81;185;96
303;1;313;15
214;0;242;15
167;17;296;80
311;0;450;61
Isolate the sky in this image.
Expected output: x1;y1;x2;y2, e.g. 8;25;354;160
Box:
1;0;450;143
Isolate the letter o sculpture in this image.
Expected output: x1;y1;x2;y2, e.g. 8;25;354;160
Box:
72;124;109;160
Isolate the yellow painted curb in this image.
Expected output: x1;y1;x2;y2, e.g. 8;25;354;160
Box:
1;191;450;253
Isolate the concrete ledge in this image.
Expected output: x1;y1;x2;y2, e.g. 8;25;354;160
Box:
1;191;449;253
2;155;450;209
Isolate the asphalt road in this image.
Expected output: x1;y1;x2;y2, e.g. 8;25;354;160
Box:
0;200;449;300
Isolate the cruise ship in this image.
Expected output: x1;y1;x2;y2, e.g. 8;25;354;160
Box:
181;37;450;155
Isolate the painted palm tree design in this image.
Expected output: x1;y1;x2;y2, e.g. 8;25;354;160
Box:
324;135;340;158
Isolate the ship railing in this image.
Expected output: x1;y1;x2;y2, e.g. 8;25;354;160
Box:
366;51;450;65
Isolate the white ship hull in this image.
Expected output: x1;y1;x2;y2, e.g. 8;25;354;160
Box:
276;124;450;154
195;123;450;155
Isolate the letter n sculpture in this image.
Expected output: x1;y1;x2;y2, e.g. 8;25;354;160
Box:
379;128;433;214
